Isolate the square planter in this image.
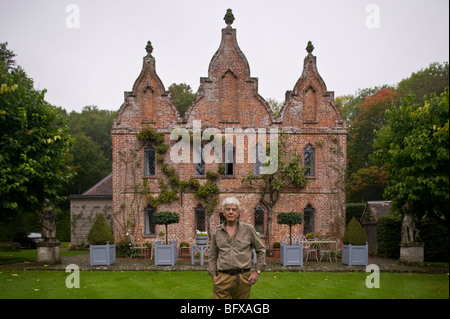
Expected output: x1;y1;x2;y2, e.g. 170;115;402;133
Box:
342;243;368;266
89;242;116;266
280;243;303;266
154;242;177;266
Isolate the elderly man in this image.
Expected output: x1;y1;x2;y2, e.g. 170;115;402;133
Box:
208;197;266;299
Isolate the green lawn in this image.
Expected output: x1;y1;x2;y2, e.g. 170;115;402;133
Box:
0;270;447;299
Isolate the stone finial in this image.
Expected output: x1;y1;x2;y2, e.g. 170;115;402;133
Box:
224;8;235;26
146;41;153;56
306;41;314;54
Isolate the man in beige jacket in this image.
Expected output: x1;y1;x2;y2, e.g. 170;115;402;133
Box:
208;197;266;299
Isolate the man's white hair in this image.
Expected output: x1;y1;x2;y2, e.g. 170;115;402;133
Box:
222;197;241;211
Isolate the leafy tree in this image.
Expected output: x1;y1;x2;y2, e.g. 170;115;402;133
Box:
397;62;449;104
346;89;397;202
371;89;449;230
0;43;74;227
168;83;197;117
68;133;111;194
266;98;282;118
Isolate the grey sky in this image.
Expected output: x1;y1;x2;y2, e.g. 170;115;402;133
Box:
0;0;448;113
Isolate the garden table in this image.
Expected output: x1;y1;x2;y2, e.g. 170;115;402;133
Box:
300;240;339;262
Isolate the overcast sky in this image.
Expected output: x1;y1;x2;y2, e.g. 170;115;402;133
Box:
0;0;448;113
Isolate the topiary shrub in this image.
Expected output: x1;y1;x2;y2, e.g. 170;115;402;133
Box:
87;213;115;245
277;212;302;245
342;216;368;245
153;211;179;244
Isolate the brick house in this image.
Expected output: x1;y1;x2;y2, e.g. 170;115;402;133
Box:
110;10;347;251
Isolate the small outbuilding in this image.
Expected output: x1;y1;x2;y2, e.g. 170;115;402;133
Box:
360;201;392;256
69;173;113;245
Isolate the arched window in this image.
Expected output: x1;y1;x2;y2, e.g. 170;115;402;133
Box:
303;204;314;235
224;143;234;176
194;146;205;176
195;204;206;233
254;144;264;176
144;205;156;235
304;144;315;177
144;145;156;176
254;204;265;235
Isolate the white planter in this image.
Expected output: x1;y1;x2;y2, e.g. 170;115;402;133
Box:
154;242;177;266
342;243;368;266
280;243;303;266
89;242;116;266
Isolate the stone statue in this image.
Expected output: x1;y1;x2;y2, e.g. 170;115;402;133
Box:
401;201;418;244
41;199;56;242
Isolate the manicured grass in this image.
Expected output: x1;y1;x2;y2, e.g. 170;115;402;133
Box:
0;270;447;299
0;248;87;265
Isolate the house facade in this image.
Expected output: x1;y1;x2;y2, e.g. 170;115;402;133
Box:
110;10;347;251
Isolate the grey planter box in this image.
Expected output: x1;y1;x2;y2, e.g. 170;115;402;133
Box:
342;243;368;266
280;243;303;266
155;242;177;266
89;242;116;266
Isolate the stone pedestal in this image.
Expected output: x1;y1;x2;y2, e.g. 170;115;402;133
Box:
36;240;61;265
400;242;424;266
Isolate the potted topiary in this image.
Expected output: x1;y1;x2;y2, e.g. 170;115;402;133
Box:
342;217;369;266
87;213;116;266
180;242;190;259
277;212;303;266
153;211;179;265
272;242;281;258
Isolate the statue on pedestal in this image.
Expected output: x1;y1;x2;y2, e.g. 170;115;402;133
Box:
401;201;421;244
399;201;424;265
41;198;56;242
36;199;61;264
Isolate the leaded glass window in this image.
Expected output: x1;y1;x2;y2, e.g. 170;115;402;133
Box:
144;145;156;176
304;144;315;177
195;204;206;233
224;143;234;176
303;204;314;235
144;205;156;235
195;147;205;176
254;204;265;235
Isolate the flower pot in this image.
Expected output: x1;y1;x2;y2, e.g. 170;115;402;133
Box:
342;243;368;266
89;242;116;266
180;247;190;259
280;243;303;266
196;235;208;245
272;248;280;258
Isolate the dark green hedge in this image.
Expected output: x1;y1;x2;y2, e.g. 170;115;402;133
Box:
377;216;401;258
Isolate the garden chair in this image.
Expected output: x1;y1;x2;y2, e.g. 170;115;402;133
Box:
304;240;319;261
130;235;146;258
319;240;337;262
